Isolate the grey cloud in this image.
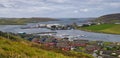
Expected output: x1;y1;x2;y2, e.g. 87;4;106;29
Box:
0;0;119;17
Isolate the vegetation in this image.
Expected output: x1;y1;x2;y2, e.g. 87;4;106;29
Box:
77;13;120;34
0;18;57;25
0;31;93;58
92;13;120;23
77;24;120;34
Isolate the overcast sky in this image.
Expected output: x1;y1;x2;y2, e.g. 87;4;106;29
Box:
0;0;120;18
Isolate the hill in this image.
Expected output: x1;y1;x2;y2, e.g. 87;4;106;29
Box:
0;31;93;58
93;13;120;23
77;13;120;34
0;18;57;25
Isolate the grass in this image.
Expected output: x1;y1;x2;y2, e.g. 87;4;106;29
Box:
77;24;120;34
0;37;72;58
0;31;93;58
101;24;120;34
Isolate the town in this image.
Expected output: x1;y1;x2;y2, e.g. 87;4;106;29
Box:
16;31;120;58
6;21;120;58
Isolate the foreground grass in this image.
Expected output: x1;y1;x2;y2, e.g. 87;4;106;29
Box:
0;37;73;58
0;32;93;58
77;24;120;34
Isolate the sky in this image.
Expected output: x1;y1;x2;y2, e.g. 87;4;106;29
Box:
0;0;120;18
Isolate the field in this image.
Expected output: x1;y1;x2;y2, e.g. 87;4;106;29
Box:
78;24;120;34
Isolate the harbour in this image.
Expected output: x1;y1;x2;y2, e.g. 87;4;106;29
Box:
0;18;120;42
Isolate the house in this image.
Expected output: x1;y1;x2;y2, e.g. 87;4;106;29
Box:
115;23;120;24
56;40;71;51
62;47;71;51
115;42;120;45
72;42;87;47
102;55;116;58
56;43;71;51
37;24;47;28
44;42;56;47
92;53;98;58
86;45;101;52
97;56;103;58
73;39;89;43
46;24;61;29
71;39;89;47
96;41;104;46
31;38;41;44
116;50;120;57
118;55;120;58
101;49;120;58
102;50;113;55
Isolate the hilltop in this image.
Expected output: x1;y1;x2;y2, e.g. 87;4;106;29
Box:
93;13;120;23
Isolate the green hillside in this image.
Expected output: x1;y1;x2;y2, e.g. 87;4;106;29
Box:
78;24;120;34
93;13;120;23
77;13;120;34
0;31;93;58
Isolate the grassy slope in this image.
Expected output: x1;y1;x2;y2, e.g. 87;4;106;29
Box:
0;32;93;58
0;36;73;58
78;24;120;34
